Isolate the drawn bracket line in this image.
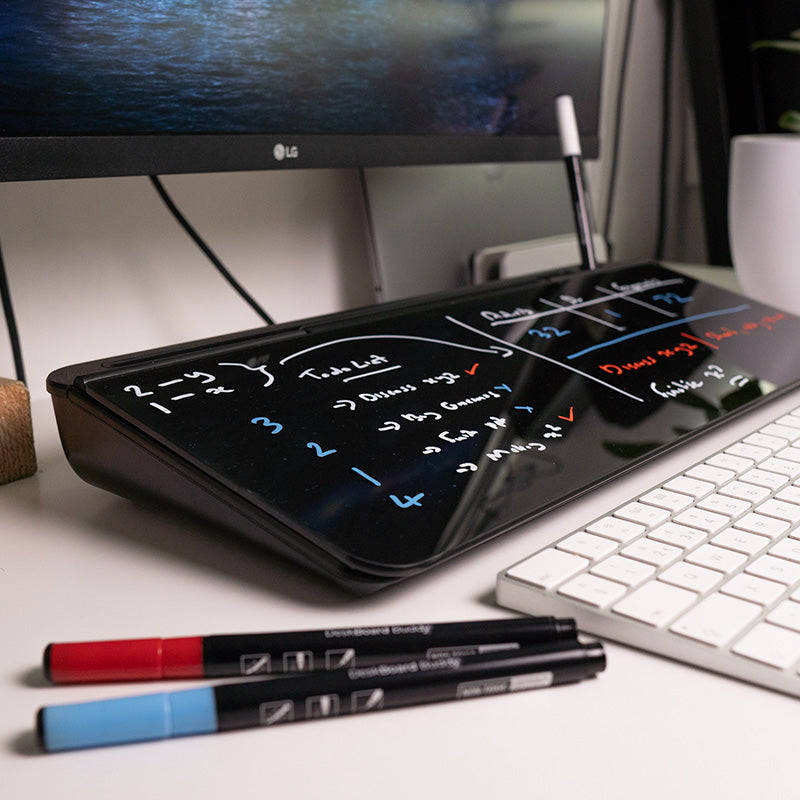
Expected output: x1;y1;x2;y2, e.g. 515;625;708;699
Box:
279;335;504;365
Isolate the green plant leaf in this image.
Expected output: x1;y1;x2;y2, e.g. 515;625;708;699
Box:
750;39;800;53
778;110;800;132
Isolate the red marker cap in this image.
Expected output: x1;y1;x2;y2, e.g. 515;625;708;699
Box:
44;636;204;683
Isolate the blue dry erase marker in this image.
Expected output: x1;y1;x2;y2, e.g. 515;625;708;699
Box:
37;640;605;751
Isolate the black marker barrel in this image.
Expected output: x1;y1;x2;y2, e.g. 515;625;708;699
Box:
38;640;606;751
203;617;577;677
45;617;578;683
213;640;605;732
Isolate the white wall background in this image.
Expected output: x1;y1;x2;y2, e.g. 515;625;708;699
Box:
0;171;374;402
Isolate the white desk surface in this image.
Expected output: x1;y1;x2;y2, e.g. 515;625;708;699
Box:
5;264;800;799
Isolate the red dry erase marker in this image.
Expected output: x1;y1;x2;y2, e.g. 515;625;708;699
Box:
43;617;578;683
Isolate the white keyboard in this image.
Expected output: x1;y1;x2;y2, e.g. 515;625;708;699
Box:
497;395;800;698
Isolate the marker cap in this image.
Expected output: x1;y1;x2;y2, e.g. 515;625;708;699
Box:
37;687;217;752
555;94;582;156
44;637;204;683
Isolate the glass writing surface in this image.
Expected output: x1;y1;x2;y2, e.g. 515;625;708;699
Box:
63;263;800;579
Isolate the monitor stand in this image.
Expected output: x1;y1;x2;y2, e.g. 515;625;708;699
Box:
360;162;576;302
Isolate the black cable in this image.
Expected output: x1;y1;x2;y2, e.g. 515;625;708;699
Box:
149;175;275;325
654;0;675;261
0;238;26;384
602;0;637;250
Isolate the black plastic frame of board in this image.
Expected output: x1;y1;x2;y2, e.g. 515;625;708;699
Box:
46;262;800;593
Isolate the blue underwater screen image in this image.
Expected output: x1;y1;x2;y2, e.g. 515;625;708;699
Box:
1;0;603;137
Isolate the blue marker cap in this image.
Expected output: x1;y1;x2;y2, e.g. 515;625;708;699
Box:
37;687;217;752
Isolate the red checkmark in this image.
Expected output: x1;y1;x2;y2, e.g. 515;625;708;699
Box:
558;406;575;422
465;363;479;375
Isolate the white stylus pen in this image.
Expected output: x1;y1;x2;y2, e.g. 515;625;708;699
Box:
556;94;599;271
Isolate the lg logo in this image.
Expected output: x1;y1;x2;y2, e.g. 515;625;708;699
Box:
273;143;299;161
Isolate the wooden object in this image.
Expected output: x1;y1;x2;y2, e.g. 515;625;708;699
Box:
0;377;37;484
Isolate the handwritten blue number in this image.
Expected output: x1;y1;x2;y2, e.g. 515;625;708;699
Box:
653;292;691;305
390;493;424;508
528;326;570;339
251;416;283;434
307;442;337;457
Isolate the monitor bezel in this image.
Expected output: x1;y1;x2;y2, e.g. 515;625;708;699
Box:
0;132;599;182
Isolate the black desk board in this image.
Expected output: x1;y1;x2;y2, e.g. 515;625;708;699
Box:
47;262;800;592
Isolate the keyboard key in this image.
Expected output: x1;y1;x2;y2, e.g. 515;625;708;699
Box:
639;488;693;513
777;414;800;431
612;581;696;627
696;493;751;519
557;531;618;562
506;549;588;590
739;467;790;492
721;573;785;606
718;480;771;505
670;593;761;647
732;623;800;669
761;423;800;443
759;457;800;480
769;538;800;563
662;475;715;500
710;528;770;556
734;513;790;539
705;452;754;475
775;446;800;464
685;544;746;574
648;521;707;550
585;516;645;544
620;537;682;567
744;432;789;453
614;502;671;528
673;507;731;535
747;554;800;586
725;442;770;463
777;485;800;505
557;573;627;608
758;498;800;525
659;561;723;593
686;464;735;487
590;555;655;587
767;600;800;632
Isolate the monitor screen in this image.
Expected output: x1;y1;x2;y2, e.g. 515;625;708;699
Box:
0;0;606;181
